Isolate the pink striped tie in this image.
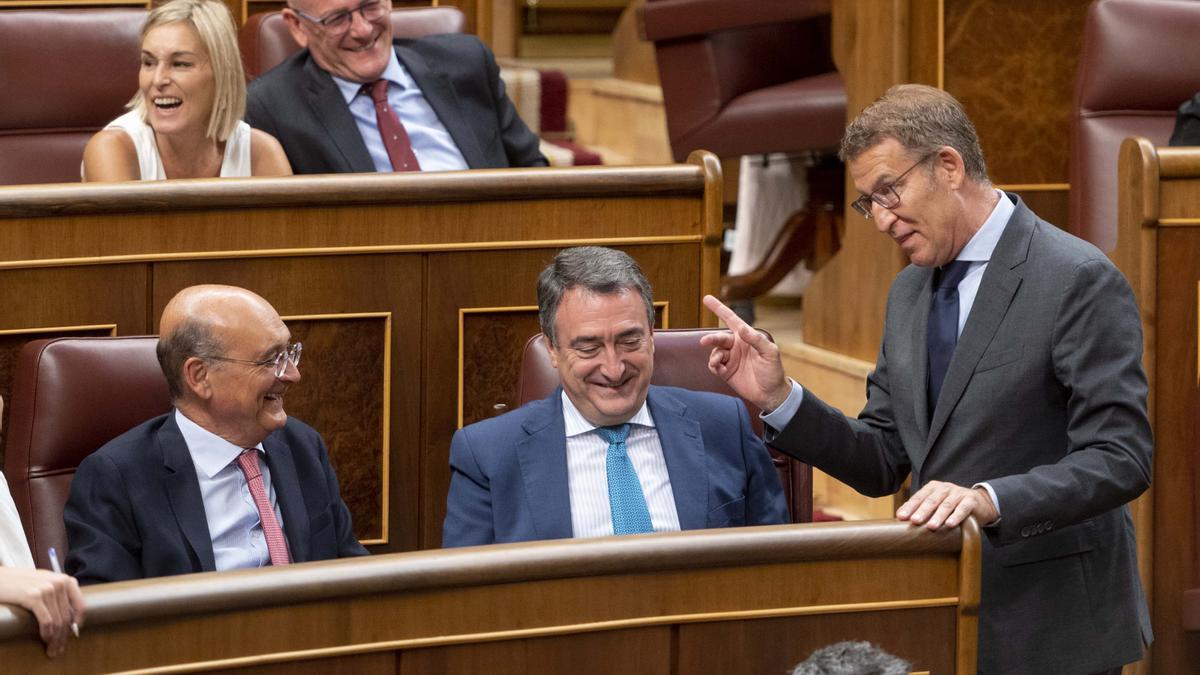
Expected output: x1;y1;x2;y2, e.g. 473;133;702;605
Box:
235;449;291;566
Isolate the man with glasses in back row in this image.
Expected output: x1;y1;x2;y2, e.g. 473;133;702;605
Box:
245;0;547;174
65;285;367;584
704;85;1153;674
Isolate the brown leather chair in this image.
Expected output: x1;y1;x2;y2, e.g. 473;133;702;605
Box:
641;0;846;300
1069;0;1200;252
518;328;812;522
4;337;171;569
0;8;145;185
240;6;466;80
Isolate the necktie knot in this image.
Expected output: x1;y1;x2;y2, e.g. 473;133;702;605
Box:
596;423;631;445
367;79;389;104
935;260;972;292
236;448;261;480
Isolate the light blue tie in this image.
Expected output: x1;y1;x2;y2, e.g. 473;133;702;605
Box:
596;424;654;535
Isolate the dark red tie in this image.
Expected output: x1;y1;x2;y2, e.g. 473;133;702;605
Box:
367;79;421;172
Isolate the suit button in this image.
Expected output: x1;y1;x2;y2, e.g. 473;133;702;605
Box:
1045;521;1053;531
1020;526;1031;537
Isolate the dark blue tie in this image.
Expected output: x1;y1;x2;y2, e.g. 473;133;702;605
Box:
927;260;973;414
596;424;654;535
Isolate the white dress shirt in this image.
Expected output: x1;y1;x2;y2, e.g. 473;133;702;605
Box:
175;410;288;570
764;190;1015;517
0;470;35;568
561;391;682;538
332;48;469;173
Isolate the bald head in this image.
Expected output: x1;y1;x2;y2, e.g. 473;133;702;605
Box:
157;285;285;399
157;284;298;447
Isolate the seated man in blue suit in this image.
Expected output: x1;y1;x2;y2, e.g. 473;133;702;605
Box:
65;285;368;584
442;246;788;547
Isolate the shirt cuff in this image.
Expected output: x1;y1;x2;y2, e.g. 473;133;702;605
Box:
761;379;804;432
973;481;1001;526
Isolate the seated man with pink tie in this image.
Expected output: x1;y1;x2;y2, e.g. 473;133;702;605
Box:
65;285;367;584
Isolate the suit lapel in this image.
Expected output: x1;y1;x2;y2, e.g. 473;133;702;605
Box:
395;42;487;168
262;434;311;563
647;388;708;530
302;57;376;172
159;415;216;572
516;392;573;539
926;196;1032;451
910;269;935;442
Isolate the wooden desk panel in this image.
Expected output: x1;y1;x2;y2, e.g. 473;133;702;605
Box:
0;158;736;553
0;519;981;674
1116;139;1200;673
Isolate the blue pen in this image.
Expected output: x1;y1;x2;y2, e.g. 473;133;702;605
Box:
46;548;80;638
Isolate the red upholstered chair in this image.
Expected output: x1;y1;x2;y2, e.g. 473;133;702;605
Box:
4;337;171;569
1069;0;1200;252
239;6;466;80
518;328;812;522
641;0;846;300
0;8;145;185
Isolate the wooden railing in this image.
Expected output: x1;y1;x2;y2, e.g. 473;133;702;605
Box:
0;519;981;673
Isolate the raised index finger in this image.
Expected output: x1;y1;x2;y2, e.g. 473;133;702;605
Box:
703;294;748;331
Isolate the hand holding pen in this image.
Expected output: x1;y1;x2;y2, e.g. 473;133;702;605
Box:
0;549;85;657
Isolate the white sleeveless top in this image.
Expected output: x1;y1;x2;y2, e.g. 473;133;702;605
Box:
0;471;34;569
97;110;252;180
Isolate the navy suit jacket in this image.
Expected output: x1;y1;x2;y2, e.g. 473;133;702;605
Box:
442;386;788;547
246;33;547;174
65;413;368;585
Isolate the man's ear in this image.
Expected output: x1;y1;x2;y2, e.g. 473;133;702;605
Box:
936;146;967;189
543;334;560;369
182;356;214;401
281;9;310;49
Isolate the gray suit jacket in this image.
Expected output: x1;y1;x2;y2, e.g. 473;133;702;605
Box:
772;195;1153;674
246;33;547;174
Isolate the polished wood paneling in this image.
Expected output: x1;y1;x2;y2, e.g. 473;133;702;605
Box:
402;627;672;674
677;608;956;674
1115;140;1200;673
424;245;698;548
0;519;981;674
151;255;421;552
286;315;390;544
459;306;542;426
943;0;1090;185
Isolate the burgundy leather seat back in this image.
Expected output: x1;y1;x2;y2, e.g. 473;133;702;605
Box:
518;328;811;522
1069;0;1200;252
641;0;845;161
240;7;466;80
0;8;144;185
4;337;171;569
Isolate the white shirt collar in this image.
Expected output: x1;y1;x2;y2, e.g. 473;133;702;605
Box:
174;409;264;479
560;389;656;438
955;189;1013;263
331;47;411;106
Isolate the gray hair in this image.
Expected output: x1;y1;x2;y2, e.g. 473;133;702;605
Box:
791;641;911;675
156;316;224;400
840;84;989;183
537;246;654;347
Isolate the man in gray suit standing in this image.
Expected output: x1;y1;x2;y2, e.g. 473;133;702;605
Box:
703;84;1152;674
